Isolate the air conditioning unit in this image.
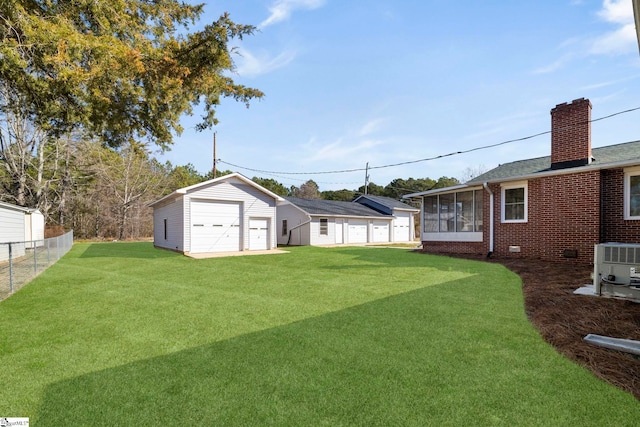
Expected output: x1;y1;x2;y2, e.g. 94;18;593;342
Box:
593;243;640;301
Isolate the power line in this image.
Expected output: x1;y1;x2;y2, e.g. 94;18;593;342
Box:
218;105;640;176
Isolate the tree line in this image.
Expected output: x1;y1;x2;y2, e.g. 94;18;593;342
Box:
0;133;460;240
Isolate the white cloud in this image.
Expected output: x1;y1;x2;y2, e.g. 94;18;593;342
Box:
532;53;575;74
589;0;637;55
589;23;637;54
597;0;633;24
535;1;636;73
260;0;326;28
358;118;385;137
303;118;388;163
234;48;297;77
307;138;384;163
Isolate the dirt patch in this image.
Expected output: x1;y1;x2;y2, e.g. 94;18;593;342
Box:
459;255;640;399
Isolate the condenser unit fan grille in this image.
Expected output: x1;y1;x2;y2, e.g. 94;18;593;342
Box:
604;245;640;265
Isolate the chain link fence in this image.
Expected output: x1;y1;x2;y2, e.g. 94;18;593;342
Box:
0;231;74;301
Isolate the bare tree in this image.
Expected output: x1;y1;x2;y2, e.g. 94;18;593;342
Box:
81;142;166;240
459;165;488;183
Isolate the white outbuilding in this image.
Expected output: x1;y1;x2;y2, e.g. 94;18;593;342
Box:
0;202;45;260
277;197;395;246
149;173;284;255
353;195;419;243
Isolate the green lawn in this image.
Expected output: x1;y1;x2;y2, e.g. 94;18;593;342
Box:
0;242;638;426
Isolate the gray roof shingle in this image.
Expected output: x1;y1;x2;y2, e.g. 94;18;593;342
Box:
285;197;390;217
467;140;640;184
355;195;419;211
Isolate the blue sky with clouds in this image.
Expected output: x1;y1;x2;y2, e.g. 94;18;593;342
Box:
158;0;640;191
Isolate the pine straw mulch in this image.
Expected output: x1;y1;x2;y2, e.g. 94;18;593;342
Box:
454;254;640;400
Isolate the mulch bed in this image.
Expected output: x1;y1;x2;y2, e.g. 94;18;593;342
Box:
455;255;640;400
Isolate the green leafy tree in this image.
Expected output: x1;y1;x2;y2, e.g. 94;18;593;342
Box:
434;176;460;189
322;189;356;201
167;163;205;190
357;182;384;196
252;177;289;197
383;178;437;199
0;1;263;148
202;169;233;181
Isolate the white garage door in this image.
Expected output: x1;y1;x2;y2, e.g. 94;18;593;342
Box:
372;222;389;243
394;215;411;242
249;219;269;250
347;220;368;244
190;201;241;253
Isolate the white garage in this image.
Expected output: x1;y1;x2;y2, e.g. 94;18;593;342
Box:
150;173;283;255
277;197;393;246
354;195;419;242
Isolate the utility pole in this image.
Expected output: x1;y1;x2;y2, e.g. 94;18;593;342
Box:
213;131;217;179
364;162;370;195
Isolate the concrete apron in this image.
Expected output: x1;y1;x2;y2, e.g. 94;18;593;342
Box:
186;249;290;259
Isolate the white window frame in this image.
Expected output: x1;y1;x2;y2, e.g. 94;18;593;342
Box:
501;181;528;223
319;218;328;235
624;166;640;220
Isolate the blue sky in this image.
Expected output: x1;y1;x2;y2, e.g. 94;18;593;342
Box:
158;0;640;192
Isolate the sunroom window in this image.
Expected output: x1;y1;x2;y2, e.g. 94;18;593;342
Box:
423;189;483;233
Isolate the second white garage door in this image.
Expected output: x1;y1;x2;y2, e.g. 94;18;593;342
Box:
372;222;389;243
249;219;269;250
393;215;411;242
347;220;368;244
190;200;241;253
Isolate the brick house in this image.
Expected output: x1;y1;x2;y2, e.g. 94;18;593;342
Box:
404;98;640;263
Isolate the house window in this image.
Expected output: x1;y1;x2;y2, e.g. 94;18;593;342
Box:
501;182;527;223
282;219;288;236
625;168;640;219
423;189;483;233
319;218;328;235
163;219;168;240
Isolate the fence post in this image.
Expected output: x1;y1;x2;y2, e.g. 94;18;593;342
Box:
33;241;38;274
9;242;13;294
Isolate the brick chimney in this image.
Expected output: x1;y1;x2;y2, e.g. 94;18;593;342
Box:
550;98;592;169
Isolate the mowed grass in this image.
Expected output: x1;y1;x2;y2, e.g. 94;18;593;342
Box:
0;243;638;426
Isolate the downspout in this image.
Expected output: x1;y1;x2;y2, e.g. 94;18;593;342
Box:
483;183;494;257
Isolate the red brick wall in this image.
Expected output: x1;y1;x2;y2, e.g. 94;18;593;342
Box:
601;168;640;243
421;172;602;263
490;172;600;263
551;98;592;165
422;241;486;256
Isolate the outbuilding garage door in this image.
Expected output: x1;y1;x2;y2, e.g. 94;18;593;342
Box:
393;215;411;242
249;219;269;250
372;222;389;243
190;200;241;253
347;220;368;244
